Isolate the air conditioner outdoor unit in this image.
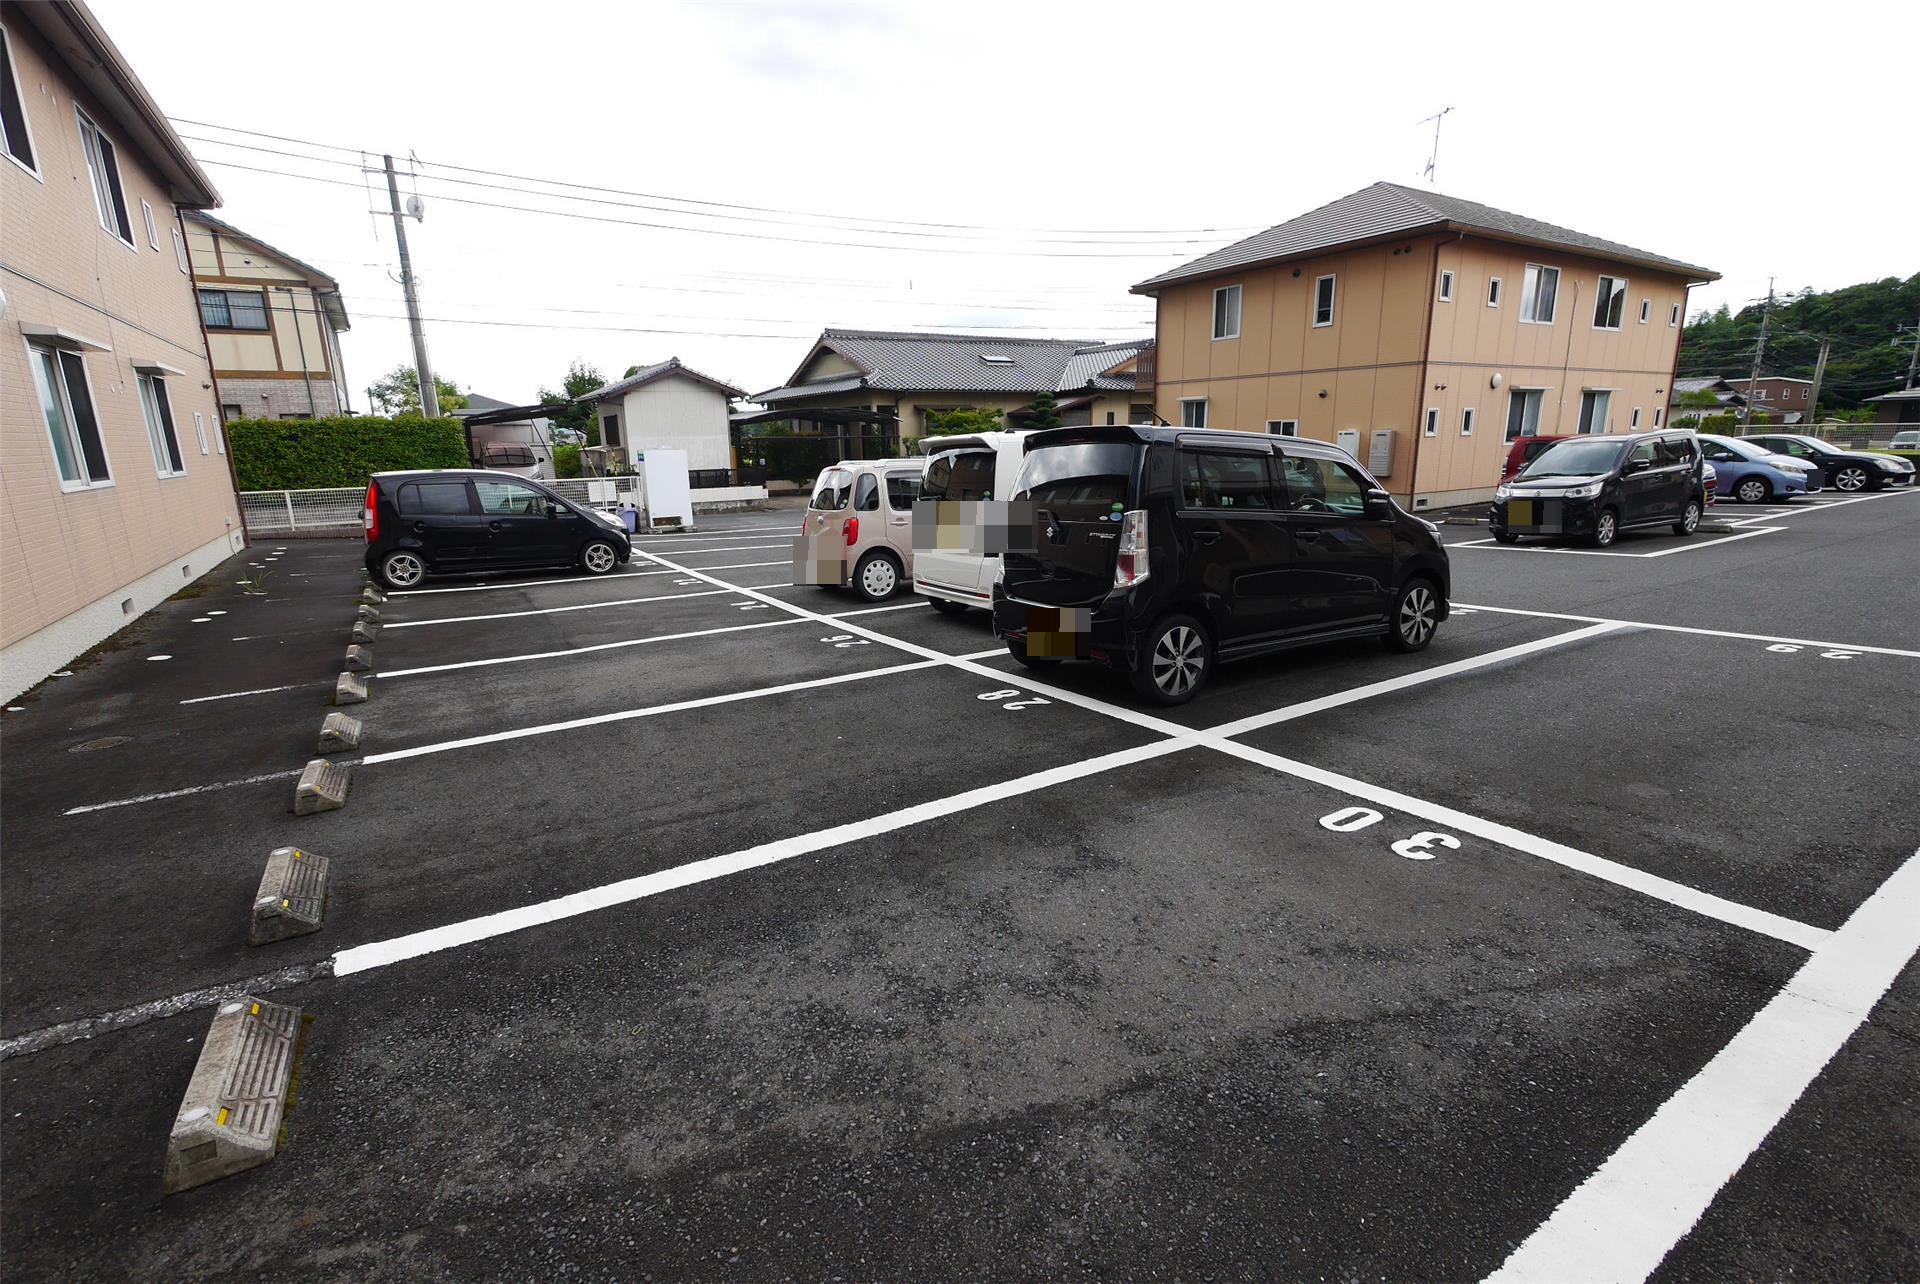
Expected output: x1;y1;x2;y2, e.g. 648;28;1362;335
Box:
1369;428;1395;477
1335;429;1361;460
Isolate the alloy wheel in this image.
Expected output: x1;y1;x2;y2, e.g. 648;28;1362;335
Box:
1596;512;1617;545
1399;586;1436;647
383;552;424;587
1152;625;1205;696
1835;467;1867;492
1682;502;1700;532
583;543;616;573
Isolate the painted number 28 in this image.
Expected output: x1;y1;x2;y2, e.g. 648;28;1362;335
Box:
977;688;1051;710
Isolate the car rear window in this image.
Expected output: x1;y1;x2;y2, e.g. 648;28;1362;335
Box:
921;448;997;501
1011;442;1137;518
398;480;474;515
810;468;854;511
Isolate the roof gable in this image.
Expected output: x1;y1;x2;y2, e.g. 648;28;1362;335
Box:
586;357;745;403
755;330;1153;402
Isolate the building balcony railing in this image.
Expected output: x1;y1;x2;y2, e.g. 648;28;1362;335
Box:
1134;347;1155;394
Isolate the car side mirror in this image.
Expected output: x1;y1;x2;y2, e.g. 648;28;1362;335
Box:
1625;457;1651;474
545;502;561;517
1363;488;1393;518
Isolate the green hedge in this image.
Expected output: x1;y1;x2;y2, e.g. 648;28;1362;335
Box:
228;415;469;489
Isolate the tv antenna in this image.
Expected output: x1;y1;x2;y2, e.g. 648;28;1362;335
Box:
1418;106;1454;186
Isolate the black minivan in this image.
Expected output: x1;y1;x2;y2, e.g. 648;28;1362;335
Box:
990;426;1451;705
1491;431;1704;548
363;469;632;589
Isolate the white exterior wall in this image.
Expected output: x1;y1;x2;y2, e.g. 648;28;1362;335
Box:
615;375;732;471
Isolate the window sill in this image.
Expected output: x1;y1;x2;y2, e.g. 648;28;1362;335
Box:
58;479;116;494
1211;334;1239;342
1517;318;1555;326
1311;321;1334;329
155;471;188;480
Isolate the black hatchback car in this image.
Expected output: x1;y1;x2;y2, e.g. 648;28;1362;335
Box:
990;426;1451;705
1490;430;1704;548
363;469;632;589
1741;433;1917;493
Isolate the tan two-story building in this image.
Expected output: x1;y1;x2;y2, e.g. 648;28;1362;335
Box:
183;210;351;420
1134;183;1719;509
1;0;242;701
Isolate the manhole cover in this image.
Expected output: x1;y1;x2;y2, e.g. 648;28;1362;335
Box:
69;736;132;753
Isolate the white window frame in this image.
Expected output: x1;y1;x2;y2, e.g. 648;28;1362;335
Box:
1669;303;1681;327
1179;397;1208;429
140;199;159;250
1577;388;1614;435
1438;270;1454;302
1654;407;1664;427
1267;419;1299;437
1504;387;1547;441
1423;408;1439;438
1638;298;1651;325
1592;274;1629;331
75;106;135;249
1487;277;1502;308
1631;406;1642;429
1;22;42;180
172;226;189;273
1519;264;1560;325
1312;274;1336;327
138;372;187;478
1461;407;1475;437
1211;283;1242;341
192;409;210;455
213;412;226;455
26;340;114;491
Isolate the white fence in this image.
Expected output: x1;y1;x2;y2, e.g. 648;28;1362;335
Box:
238;488;365;536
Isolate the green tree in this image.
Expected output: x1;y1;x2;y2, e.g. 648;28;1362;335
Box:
924;407;1007;437
1678;274;1919;413
538;359;608;446
366;365;468;415
1020;390;1062;431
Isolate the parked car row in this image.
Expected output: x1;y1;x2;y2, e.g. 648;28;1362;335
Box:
795;426;1451;706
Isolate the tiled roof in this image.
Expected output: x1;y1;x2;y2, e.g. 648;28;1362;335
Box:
1132;182;1718;293
754;330;1153;403
585;357;745;403
751;373;870;403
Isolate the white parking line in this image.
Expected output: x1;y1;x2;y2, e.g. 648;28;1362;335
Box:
1719;486;1917;527
178;683;303;705
387;561;785;596
383;588;732;629
1487;847;1920;1284
1450;528;1781;558
1452;602;1920;660
62;768;306;816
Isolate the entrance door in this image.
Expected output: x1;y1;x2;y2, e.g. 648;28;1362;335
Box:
1273;453;1394;634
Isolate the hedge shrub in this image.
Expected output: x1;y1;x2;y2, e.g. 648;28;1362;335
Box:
228;415;469;489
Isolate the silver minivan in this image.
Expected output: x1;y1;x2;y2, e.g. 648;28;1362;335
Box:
911;431;1030;615
792;460;924;601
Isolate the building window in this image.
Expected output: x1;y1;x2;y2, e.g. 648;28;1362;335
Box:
1423;408;1439;438
142;200;160;250
1520;264;1559;324
1654;407;1664;427
28;344;113;489
602;413;622;446
1212;284;1242;340
76;108;134;247
1631;406;1642;429
1461;407;1475;437
1487;277;1502;308
221;403;243;424
1;23;39;175
1438;270;1455;302
1313;275;1336;327
1669;303;1681;327
1592;275;1628;330
173;227;190;273
1504;388;1544;441
1638;298;1651;325
193;410;210;455
1105;411;1116;425
138;373;186;477
1577;389;1612;435
1267;419;1299;436
198;289;270;331
1179;398;1208;428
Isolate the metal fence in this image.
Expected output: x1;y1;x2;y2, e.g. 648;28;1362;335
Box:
238;488;365;536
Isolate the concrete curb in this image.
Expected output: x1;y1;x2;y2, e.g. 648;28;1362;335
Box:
316;711;361;754
163;996;303;1193
292;759;350;815
249;847;332;946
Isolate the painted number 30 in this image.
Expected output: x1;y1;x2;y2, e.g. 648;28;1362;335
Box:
1317;807;1460;861
1766;644;1859;659
977;689;1051;710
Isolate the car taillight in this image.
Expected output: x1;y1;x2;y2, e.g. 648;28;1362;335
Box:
842;516;858;544
363;481;379;542
1114;509;1149;589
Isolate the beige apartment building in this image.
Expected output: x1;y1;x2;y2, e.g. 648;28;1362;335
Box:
183;210;351;420
1;0;243;701
1135;183;1719;509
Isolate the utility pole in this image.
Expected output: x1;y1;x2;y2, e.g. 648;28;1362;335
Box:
1804;337;1830;427
1739;277;1774;432
383;154;438;419
1904;315;1920;390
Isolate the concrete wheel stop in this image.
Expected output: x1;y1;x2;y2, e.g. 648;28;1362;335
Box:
316;711;362;754
293;759;351;814
333;672;369;705
350;619;380;645
249;847;333;945
344;644;374;673
163;996;307;1194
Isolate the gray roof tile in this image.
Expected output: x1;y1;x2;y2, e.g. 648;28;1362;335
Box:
754;330;1153;403
585;357;745;403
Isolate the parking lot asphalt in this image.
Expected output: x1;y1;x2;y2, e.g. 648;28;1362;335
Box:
3;497;1917;1281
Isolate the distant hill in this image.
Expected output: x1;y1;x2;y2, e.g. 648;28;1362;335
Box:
1678;273;1918;412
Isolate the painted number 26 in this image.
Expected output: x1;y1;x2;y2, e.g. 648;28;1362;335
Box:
978;688;1051;710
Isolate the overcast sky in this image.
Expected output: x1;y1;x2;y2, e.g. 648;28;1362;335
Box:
96;0;1915;408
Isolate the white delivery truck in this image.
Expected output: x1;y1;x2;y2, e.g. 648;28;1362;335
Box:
911;431;1032;615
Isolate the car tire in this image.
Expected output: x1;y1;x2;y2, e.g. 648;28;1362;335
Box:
579;539;619;576
1735;477;1770;504
1673;498;1702;536
929;597;968;617
1493;529;1519;544
852;550;903;602
1833;465;1869;493
1006;637;1061;670
1383;576;1442;653
376;549;426;590
1129;613;1211;706
1588;508;1619;548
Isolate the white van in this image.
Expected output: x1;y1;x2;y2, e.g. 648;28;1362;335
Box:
911;431;1031;615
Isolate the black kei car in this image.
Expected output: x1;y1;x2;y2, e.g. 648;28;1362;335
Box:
362;469;632;589
1490;431;1705;548
1741;433;1917;493
990;426;1451;706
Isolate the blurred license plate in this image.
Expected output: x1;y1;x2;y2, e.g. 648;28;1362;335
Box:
1508;500;1535;526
